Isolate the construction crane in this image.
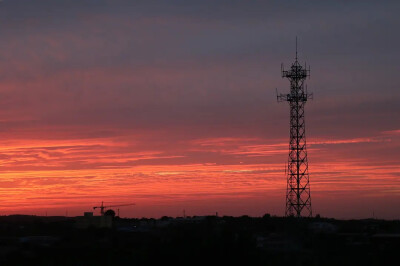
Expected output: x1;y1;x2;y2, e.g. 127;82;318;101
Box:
93;201;136;216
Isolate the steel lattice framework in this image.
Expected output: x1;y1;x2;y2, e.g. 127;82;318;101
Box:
277;42;313;217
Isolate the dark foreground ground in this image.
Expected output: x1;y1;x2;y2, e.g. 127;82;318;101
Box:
0;214;399;265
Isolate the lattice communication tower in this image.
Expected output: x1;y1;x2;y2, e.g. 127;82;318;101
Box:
277;40;313;217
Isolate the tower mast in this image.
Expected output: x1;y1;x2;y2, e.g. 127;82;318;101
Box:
277;40;313;217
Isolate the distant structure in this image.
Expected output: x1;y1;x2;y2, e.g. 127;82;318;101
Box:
93;201;135;216
75;212;112;229
277;39;313;217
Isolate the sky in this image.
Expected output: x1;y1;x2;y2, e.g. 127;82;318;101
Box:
0;0;399;219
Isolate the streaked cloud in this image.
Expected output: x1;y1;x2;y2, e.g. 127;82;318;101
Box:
0;1;398;219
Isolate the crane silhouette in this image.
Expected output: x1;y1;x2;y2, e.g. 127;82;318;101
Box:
93;201;136;216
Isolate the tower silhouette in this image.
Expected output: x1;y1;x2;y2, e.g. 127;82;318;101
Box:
277;39;313;217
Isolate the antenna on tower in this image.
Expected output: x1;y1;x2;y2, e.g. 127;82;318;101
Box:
295;36;298;61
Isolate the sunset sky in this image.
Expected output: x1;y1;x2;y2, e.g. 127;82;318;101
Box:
0;0;399;219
